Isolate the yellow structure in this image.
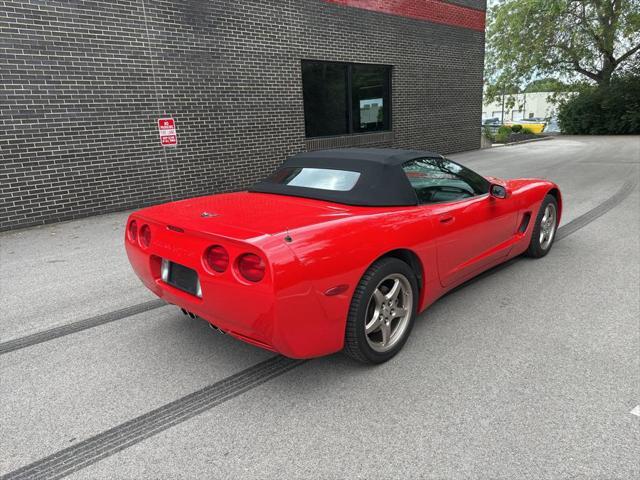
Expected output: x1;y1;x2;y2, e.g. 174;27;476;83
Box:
505;120;546;134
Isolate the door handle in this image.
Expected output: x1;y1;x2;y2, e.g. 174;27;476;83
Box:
439;215;454;224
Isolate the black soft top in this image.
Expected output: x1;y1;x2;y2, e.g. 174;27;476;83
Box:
249;148;442;207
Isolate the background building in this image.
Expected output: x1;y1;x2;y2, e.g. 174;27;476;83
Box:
1;0;487;231
482;91;571;123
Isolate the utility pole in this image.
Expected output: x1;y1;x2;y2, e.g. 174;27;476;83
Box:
501;89;505;125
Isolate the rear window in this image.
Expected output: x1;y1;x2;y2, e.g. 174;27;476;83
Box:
267;167;360;191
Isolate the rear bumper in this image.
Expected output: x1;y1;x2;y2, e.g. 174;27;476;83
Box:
127;252;278;351
124;215;347;358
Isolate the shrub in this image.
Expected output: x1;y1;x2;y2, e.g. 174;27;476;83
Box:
521;127;535;134
497;125;512;135
482;125;494;141
558;76;640;134
510;124;523;133
494;131;509;143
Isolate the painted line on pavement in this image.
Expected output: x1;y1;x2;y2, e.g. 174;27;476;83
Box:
631;405;640;417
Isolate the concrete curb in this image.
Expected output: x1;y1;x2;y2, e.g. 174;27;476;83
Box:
492;136;555;147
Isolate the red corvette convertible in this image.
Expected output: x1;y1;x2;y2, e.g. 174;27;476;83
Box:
125;149;561;363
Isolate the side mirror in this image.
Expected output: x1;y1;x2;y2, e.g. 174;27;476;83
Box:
490;184;508;199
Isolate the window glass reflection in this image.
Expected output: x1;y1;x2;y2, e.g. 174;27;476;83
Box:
269;167;361;191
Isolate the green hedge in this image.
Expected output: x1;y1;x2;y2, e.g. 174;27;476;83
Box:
558;76;640;134
492;125;510;143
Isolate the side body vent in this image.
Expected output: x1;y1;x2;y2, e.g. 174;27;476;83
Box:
518;212;532;233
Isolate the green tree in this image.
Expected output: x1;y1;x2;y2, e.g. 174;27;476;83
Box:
557;75;640;133
523;78;569;92
486;0;640;102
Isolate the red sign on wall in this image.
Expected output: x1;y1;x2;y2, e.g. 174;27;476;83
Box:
158;118;177;147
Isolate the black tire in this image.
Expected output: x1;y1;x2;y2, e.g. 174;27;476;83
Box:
526;194;559;258
344;257;418;364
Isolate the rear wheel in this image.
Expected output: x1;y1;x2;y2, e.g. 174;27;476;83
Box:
344;257;418;364
526;194;558;258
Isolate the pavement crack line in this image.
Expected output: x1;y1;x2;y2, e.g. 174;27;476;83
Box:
1;356;306;480
1;171;637;479
0;300;166;355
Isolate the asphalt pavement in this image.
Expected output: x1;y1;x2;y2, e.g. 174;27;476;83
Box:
1;135;638;479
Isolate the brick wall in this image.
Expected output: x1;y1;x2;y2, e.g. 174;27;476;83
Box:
0;0;486;231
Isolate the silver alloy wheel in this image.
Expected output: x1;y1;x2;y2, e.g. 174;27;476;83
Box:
364;273;413;353
539;203;557;250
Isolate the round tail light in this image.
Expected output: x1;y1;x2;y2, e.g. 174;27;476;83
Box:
128;220;138;242
238;253;265;282
205;245;229;273
139;224;151;247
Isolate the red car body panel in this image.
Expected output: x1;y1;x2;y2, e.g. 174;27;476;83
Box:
125;177;561;358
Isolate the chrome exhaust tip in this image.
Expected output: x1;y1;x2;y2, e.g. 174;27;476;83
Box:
179;308;197;319
208;323;226;335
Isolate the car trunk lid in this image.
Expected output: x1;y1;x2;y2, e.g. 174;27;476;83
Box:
135;191;354;238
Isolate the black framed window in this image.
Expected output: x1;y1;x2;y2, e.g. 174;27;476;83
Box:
302;60;392;138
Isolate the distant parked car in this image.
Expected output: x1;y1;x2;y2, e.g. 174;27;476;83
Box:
482;117;501;134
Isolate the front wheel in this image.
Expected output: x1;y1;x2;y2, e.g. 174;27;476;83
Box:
526;194;559;258
343;257;418;364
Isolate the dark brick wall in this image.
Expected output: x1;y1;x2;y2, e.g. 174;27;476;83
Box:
0;0;486;231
